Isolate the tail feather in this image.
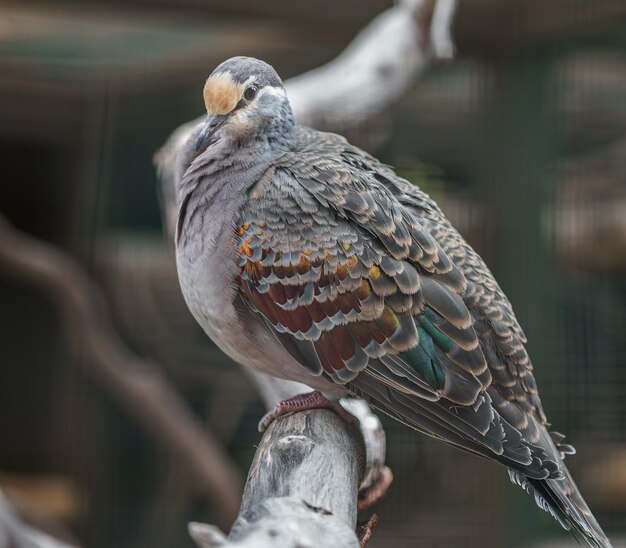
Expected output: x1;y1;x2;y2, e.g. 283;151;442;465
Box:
508;468;612;548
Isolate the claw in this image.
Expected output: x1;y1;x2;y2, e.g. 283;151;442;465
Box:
356;513;379;547
358;466;393;511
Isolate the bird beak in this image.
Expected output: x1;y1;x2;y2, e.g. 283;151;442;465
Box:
196;113;231;152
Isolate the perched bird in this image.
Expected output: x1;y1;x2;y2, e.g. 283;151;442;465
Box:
175;56;610;547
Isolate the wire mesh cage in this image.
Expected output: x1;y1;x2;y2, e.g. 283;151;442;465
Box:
0;1;624;547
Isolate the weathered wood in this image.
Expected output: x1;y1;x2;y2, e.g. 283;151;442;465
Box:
188;401;389;548
190;410;365;548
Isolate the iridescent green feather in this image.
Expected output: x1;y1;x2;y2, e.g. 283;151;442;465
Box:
400;323;446;390
418;313;454;352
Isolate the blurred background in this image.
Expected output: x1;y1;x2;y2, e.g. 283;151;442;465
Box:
1;0;625;546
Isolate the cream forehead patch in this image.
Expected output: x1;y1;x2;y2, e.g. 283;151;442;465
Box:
203;73;243;115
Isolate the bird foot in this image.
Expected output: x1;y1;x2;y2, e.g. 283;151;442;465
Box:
356;513;379;547
258;390;356;433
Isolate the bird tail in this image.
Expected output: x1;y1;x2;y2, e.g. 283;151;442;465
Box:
508;466;612;548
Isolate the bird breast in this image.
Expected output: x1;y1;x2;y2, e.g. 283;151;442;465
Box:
174;169;341;394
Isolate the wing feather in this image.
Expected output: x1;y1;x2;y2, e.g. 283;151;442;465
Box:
235;128;562;482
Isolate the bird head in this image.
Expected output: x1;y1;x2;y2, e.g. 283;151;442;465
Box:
195;56;292;153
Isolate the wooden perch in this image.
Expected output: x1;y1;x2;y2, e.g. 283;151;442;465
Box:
187;401;389;548
189;411;365;548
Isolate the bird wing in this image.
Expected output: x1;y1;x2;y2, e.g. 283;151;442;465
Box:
236;131;561;479
339;140;548;420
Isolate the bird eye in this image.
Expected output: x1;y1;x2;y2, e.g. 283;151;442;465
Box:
244;85;258;101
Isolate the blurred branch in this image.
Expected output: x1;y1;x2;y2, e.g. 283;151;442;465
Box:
285;0;456;128
0;213;243;529
0;489;74;548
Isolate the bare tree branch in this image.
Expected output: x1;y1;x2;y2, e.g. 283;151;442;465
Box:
0;214;243;529
429;0;457;59
189;411;365;548
285;0;456;129
0;489;75;548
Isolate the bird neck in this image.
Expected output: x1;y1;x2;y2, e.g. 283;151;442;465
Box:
175;99;294;228
258;99;295;151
